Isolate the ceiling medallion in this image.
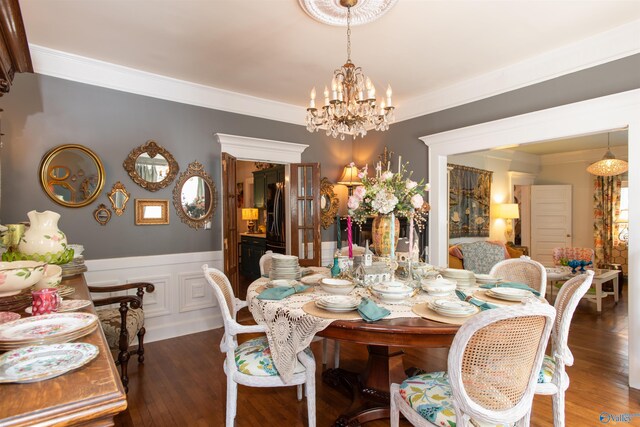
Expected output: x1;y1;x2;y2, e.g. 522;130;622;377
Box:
305;0;395;140
299;0;398;26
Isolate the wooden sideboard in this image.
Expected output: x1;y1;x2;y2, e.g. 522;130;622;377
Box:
0;275;127;426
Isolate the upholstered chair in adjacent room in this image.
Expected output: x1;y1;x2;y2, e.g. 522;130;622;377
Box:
202;265;316;427
390;302;555;427
489;255;548;298
88;282;155;393
536;270;594;427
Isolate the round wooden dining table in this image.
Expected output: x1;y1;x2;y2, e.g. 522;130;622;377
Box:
316;316;459;426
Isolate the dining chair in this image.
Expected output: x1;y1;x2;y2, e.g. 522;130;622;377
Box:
88;282;155;393
260;250;340;368
536;270;594;427
202;265;316;427
489;256;547;298
390;301;555;427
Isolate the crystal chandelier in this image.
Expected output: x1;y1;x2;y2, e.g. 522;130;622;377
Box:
586;133;628;176
305;0;394;140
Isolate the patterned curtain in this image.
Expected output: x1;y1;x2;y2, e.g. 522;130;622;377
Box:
593;175;621;267
449;164;492;238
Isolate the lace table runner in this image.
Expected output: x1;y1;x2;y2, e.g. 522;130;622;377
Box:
246;279;460;383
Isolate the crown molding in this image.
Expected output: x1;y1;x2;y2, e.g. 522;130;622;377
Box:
395;19;640;122
214;133;308;163
29;44;303;125
30;19;640;126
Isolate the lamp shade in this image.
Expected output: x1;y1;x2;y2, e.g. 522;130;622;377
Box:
241;208;259;221
586;152;628;176
337;164;361;187
495;203;520;219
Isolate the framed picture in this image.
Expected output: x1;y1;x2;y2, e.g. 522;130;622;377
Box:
448;164;492;238
135;199;169;225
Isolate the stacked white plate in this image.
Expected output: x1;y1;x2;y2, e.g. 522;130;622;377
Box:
486;287;533;302
441;268;476;288
270;254;301;280
315;295;360;313
474;274;502;285
430;299;477;317
265;279;298;288
421;275;457;296
370;281;413;303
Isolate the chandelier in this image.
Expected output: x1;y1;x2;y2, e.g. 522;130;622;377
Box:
305;0;394;140
586;133;628;176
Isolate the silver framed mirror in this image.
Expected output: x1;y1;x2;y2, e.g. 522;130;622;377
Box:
123;140;179;192
39;144;105;208
107;181;130;216
172;161;217;229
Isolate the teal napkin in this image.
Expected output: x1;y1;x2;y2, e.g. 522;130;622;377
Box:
479;282;540;297
258;284;309;300
455;290;497;311
357;297;391;322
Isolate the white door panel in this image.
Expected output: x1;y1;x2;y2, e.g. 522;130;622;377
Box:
531;185;572;266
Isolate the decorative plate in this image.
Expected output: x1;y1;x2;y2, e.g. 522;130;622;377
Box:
0;312;20;324
0;312;98;342
25;299;92;314
0;342;99;383
486;287;533;302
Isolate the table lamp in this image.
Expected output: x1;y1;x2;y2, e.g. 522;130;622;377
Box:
495;203;520;243
337;164;361;196
242;208;259;233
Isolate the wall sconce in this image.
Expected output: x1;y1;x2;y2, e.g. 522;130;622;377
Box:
495;203;520;243
337;163;361;196
617;209;629;242
241;208;259;233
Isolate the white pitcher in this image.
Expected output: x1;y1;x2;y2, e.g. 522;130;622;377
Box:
18;210;67;256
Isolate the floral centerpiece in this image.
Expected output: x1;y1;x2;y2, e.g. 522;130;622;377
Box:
347;161;430;256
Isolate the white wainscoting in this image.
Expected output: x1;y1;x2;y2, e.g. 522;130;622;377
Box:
85;251;224;343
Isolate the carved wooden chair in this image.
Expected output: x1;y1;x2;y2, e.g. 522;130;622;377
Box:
391;302;555;427
88;282;155;393
202;265;316;426
489;255;547;298
536;270;594;427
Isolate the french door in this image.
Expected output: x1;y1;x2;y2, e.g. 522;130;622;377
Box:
289;163;321;267
221;152;239;295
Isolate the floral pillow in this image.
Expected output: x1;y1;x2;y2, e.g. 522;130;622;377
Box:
234;336;312;377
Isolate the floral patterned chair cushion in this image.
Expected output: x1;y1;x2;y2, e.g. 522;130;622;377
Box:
537;355;556;384
97;307;144;350
399;371;514;427
235;336;313;377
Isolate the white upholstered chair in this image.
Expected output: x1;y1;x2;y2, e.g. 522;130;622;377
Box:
489;256;548;298
259;251;340;368
536;270;594;427
202;265;316;427
390;302;555;427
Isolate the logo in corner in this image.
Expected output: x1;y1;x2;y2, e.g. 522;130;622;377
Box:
600;412;611;424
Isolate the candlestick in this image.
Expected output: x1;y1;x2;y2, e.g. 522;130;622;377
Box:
390;212;395;260
409;214;414;261
336;213;341;250
398;155;402;173
347;216;353;259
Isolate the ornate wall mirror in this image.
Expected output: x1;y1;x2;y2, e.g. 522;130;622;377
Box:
320;177;339;229
123;140;179;191
93;204;111;225
172;161;217;229
39;144;105;208
135;199;169;225
107;181;130;216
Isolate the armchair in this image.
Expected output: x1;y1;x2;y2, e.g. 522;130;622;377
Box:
88;282;155;392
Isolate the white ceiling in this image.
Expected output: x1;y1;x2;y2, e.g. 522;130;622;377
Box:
505;129;629;156
19;1;640;118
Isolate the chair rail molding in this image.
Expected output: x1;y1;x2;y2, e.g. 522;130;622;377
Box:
420;88;640;388
85;250;224;343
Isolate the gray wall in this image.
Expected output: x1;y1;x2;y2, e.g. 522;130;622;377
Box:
1;54;639;259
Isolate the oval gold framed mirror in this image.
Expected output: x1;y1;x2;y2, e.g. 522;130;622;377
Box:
123;140;179;192
39;144;105;208
107;181;130;216
320;177;339;229
172;161;217;229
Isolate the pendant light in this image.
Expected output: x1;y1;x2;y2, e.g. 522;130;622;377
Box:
586;133;628;176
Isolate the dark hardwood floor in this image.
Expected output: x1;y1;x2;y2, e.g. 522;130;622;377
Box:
115;281;639;426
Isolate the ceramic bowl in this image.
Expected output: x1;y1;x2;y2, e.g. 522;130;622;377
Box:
34;264;63;290
421;275;457;295
67;244;84;258
0;261;46;297
320;278;356;295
